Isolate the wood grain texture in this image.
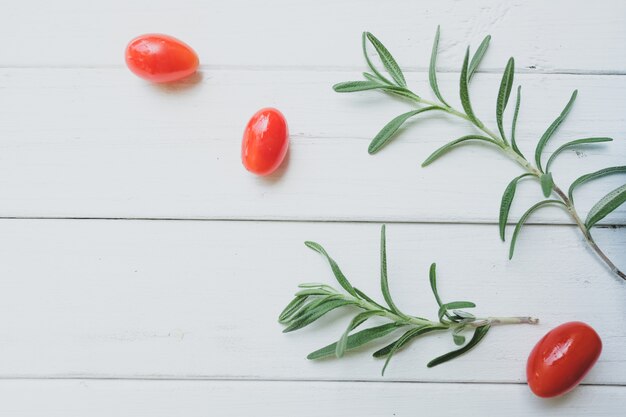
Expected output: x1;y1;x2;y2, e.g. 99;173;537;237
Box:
0;0;625;74
0;69;624;223
1;0;625;412
0;220;623;383
0;379;624;417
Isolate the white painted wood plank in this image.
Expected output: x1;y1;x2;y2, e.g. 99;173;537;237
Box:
0;1;624;74
0;220;623;383
1;69;624;223
0;379;623;417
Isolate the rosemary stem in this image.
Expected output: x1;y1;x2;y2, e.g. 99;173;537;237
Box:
412;93;624;280
355;295;538;329
552;184;626;280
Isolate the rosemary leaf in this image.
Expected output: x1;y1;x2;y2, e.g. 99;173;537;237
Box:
540;173;554;197
305;241;358;297
422;135;501;166
427;325;491;368
308;323;403;360
585;183;626;229
545;137;613;173
278;296;309;324
373;326;447;359
569;166;626;203
511;85;524;158
368;107;439;154
364;32;407;87
438;301;476;322
460;48;481;126
467;35;491;81
453;333;466;346
362;32;394;85
499;173;533;241
535;90;578;172
496;57;515;143
381;326;435;375
429;25;449;107
509;200;566;259
333;80;387;92
428;263;444;309
283;298;356;333
336;310;386;358
380;225;405;316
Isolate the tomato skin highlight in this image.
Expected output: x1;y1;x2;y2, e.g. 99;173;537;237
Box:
242;108;289;176
125;34;199;83
527;321;602;398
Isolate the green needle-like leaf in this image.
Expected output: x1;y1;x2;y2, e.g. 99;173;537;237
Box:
429;263;444;308
382;326;445;375
362;32;394;86
288;295;342;322
535;90;578;172
422;135;501;166
427;325;491;368
336;310;386;358
429;25;449;107
540;173;554;197
373;326;447;358
496;57;515;143
365;32;407;87
368;107;439;154
585;183;626;229
438;301;476;322
569;166;626;203
362;72;383;83
283;298;356;333
467;35;491;81
333;80;388;93
278;296;309;324
305;241;358;297
295;288;333;297
453;333;466;346
460;48;481;126
509;200;566;259
499;173;533;241
307;323;403;360
545;137;613;173
380;225;404;316
452;310;475;320
511;85;524;158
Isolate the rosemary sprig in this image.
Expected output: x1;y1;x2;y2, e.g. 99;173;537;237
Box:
333;28;626;280
279;225;538;375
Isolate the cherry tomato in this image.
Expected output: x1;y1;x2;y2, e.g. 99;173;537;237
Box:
125;34;199;83
241;108;289;176
527;321;602;398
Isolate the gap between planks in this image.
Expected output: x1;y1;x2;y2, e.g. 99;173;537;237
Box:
0;216;623;228
2;65;626;76
0;375;623;388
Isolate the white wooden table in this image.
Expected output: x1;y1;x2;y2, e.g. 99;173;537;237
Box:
0;1;625;415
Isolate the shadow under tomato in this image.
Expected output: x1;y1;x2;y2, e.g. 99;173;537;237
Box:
530;386;581;409
152;71;204;93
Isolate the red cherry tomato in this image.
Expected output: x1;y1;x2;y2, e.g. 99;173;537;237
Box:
242;108;289;176
527;321;602;398
125;34;199;83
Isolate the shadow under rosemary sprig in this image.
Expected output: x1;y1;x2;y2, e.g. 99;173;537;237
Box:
279;225;538;375
333;27;626;280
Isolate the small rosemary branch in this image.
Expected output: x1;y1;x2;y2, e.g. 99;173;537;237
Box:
333;29;626;280
399;94;624;280
279;225;538;374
